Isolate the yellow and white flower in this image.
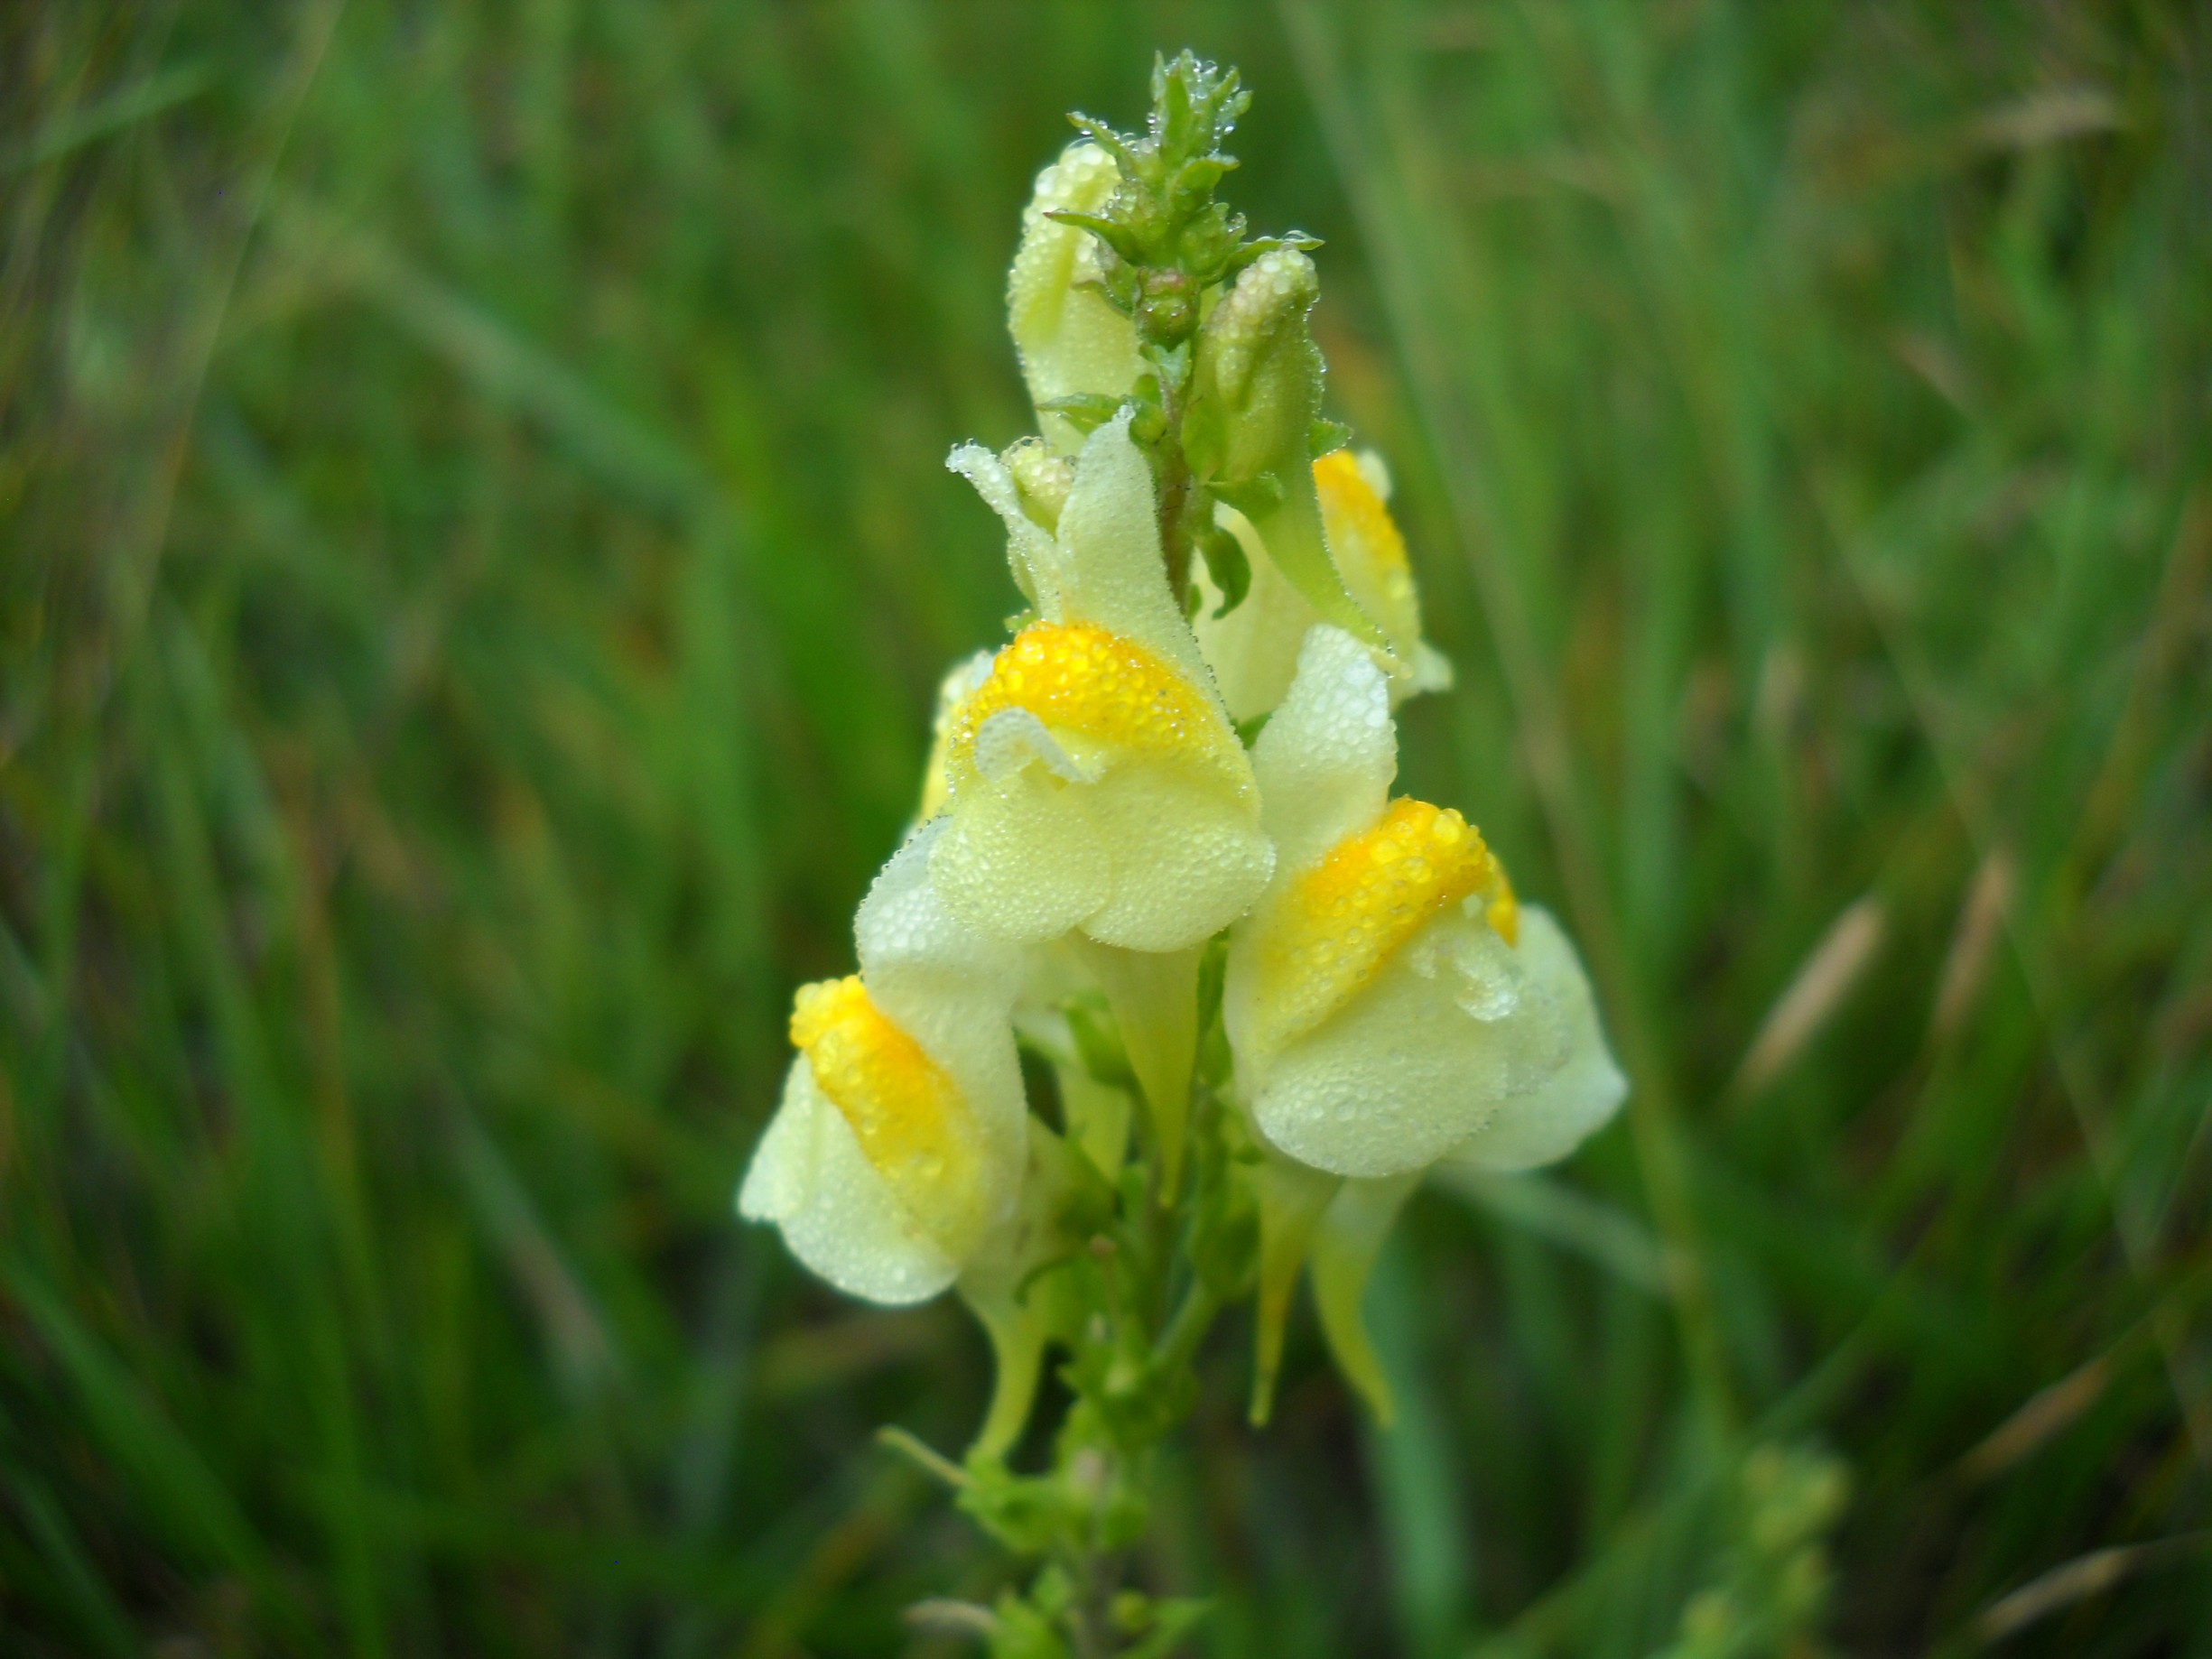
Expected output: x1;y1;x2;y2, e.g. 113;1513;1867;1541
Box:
738;823;1027;1304
1008;142;1143;455
1196;448;1453;721
1225;626;1625;1180
932;413;1273;953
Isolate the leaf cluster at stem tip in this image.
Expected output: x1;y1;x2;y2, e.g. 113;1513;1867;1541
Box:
1051;50;1318;352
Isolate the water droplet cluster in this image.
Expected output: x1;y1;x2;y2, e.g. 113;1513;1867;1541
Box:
1205;247;1317;402
1010;144;1120;302
1254;798;1514;1053
790;976;983;1247
943;622;1238;792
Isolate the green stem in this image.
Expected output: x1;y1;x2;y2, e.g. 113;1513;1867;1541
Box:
1153;371;1196;608
1153;1279;1222;1379
1066;1515;1121;1659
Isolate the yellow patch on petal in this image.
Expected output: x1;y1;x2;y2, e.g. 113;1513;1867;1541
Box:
1315;451;1422;659
1486;861;1520;947
1315;451;1408;573
1252;799;1513;1053
790;977;987;1251
942;622;1241;794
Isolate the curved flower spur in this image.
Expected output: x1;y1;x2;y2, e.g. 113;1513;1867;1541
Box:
734;51;1627;1655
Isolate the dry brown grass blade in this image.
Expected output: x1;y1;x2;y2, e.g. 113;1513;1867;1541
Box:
1733;897;1887;1100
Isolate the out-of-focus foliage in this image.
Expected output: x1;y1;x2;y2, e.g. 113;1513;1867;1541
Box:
2;3;2207;1655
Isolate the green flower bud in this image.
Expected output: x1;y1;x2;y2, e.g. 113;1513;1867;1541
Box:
1185;249;1382;647
1135;267;1197;348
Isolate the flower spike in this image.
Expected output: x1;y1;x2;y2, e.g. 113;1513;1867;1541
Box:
740;60;1640;1638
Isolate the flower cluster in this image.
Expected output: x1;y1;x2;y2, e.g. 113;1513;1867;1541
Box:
739;55;1624;1452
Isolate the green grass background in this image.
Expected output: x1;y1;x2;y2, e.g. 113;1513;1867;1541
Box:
5;2;2209;1654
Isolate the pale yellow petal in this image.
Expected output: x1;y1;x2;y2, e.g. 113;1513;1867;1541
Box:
1439;905;1626;1172
1311;1172;1420;1423
1247;625;1397;874
1073;940;1201;1188
1055;1059;1132;1182
854;821;1031;1180
1194;455;1450;718
738;1058;961;1305
788;976;1004;1260
947;443;1059;612
1246;903;1571;1179
1077;765;1273;951
943;621;1240;789
1315;449;1423;668
929;763;1112;943
917;650;996;822
955;1122;1093;1459
1232;796;1502;1064
1191;508;1316;722
1008;143;1143;454
1250;1152;1341;1426
1046;415;1220;693
933;611;1263;950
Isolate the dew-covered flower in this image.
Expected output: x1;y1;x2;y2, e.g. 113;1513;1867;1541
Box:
1225;626;1625;1180
1196;447;1453;721
1008;142;1143;455
931;412;1273;952
738;823;1027;1304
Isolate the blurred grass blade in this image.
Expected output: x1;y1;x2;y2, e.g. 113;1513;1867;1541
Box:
1434;1168;1671;1299
1974;1534;2212;1645
1932;849;2015;1041
266;195;711;518
0;61;214;172
6;1470;139;1657
2;1264;271;1585
1733;896;1886;1099
449;1102;624;1401
1958;1354;2111;1485
1362;1243;1474;1659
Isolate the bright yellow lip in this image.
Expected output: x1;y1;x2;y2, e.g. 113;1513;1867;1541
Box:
790;976;988;1252
1314;450;1409;575
940;621;1240;798
1250;798;1518;1054
1314;450;1422;655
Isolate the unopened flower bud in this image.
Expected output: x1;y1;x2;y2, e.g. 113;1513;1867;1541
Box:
1196;247;1318;415
1008;144;1144;453
1185;252;1381;650
1135;268;1197;347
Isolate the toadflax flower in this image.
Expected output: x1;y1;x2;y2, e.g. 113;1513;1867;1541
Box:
1225;625;1625;1181
933;412;1273;954
1196;446;1454;722
738;823;1027;1304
